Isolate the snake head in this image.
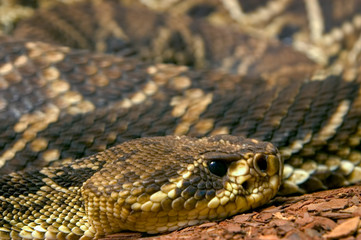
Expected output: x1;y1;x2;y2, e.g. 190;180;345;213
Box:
202;135;283;213
81;135;283;236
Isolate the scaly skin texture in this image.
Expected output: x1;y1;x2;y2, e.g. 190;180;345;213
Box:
0;135;282;239
0;37;360;194
7;0;361;74
0;0;361;239
8;0;320;80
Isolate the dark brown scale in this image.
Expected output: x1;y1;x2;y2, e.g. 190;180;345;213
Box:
251;81;303;142
195;189;206;199
270;81;319;146
238;0;274;12
287;77;340;143
328;82;361;142
205;189;216;200
181;185;197;199
318;0;361;33
232;88;279;137
0;171;47;198
215;96;252;131
51;165;104;188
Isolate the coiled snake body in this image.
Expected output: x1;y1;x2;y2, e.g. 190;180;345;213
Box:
0;0;361;239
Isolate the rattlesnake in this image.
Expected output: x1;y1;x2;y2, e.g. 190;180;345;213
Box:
0;0;361;239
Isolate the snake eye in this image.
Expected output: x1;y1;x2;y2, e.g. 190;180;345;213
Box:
208;160;228;177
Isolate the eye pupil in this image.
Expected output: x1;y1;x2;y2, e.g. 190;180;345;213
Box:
208;160;228;177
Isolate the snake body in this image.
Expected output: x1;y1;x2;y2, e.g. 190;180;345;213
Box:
0;0;361;239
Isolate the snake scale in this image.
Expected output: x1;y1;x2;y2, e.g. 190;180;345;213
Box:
1;0;361;239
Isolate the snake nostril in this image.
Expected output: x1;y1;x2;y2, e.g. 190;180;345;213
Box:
254;154;268;174
241;181;249;190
